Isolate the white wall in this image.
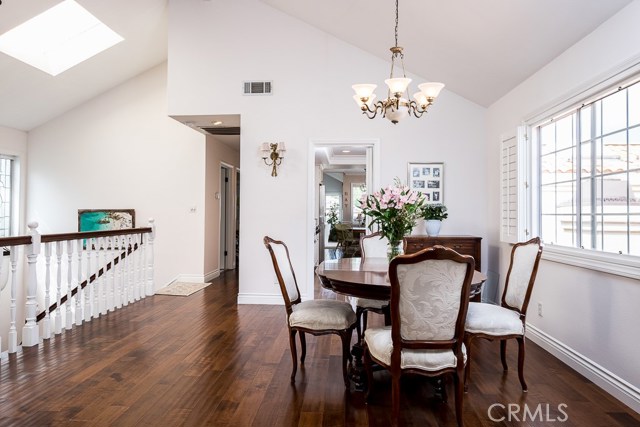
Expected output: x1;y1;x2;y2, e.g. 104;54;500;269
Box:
486;0;640;411
27;63;207;288
167;0;487;303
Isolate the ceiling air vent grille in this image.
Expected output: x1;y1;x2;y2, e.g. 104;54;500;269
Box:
243;81;272;95
200;126;240;136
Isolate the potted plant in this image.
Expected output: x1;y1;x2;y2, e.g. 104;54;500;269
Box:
326;203;340;242
420;204;448;237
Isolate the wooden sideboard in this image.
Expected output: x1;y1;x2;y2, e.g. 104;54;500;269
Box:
404;235;482;272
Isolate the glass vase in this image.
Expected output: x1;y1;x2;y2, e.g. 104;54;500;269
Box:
387;241;404;261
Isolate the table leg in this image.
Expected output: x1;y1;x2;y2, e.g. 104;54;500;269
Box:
349;341;367;391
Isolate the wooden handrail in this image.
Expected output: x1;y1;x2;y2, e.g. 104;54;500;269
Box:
0;227;152;248
41;227;153;243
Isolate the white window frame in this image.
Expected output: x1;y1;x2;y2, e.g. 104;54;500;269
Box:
515;58;640;280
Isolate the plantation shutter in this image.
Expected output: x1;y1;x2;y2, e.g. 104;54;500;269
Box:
500;126;530;244
500;133;519;243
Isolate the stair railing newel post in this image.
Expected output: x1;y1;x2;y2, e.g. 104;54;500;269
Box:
65;240;73;330
146;218;155;296
23;222;41;347
8;244;18;353
54;241;63;334
43;241;52;340
75;239;83;326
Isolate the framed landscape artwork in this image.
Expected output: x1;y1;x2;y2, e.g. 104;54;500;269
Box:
78;209;135;232
408;162;444;204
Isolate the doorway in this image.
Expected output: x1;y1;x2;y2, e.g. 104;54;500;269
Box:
307;138;380;298
220;163;235;271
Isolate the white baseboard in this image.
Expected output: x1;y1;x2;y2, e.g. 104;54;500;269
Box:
204;269;220;282
526;323;640;414
175;274;206;283
237;293;284;305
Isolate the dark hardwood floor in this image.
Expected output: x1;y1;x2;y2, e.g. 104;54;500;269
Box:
1;271;638;426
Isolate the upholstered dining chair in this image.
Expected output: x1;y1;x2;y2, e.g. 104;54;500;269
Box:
263;236;357;387
464;237;543;391
363;246;475;427
351;231;390;340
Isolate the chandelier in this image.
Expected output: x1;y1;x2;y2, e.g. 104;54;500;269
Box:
352;0;444;124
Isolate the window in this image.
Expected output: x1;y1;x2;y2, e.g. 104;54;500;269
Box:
535;80;640;256
0;156;13;237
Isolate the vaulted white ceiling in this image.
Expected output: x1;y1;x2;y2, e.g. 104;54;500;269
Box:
0;0;634;131
261;0;633;107
0;0;168;131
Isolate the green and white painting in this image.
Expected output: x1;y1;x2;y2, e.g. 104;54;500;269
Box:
78;209;135;232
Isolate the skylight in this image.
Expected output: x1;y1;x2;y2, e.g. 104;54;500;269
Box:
0;0;123;76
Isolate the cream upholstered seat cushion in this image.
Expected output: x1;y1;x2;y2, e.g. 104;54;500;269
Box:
365;326;467;371
350;297;389;310
289;300;356;330
465;302;524;336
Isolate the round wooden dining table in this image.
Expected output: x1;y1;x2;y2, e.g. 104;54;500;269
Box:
315;256;487;391
316;257;487;301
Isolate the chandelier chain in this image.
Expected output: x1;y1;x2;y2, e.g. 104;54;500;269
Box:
394;0;399;47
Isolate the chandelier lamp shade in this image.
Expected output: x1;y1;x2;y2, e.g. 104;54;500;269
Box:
352;0;444;124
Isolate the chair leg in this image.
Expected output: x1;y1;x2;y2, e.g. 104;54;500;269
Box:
299;331;306;365
289;329;298;383
464;335;472;391
517;336;528;392
454;369;465;427
500;339;508;371
363;343;374;400
391;370;401;427
339;329;353;388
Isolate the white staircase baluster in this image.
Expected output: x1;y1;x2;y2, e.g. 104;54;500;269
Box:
118;236;129;307
43;241;52;340
129;234;136;302
54;241;63;334
8;245;18;353
108;236;116;311
23;222;41;347
85;238;93;322
133;234;140;301
124;235;131;305
146;218;155;296
99;237;107;315
65;240;73;330
75;239;83;326
140;231;147;300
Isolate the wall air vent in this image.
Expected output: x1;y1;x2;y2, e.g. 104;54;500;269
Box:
243;81;272;95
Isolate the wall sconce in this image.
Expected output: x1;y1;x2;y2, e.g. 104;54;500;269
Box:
261;142;286;177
